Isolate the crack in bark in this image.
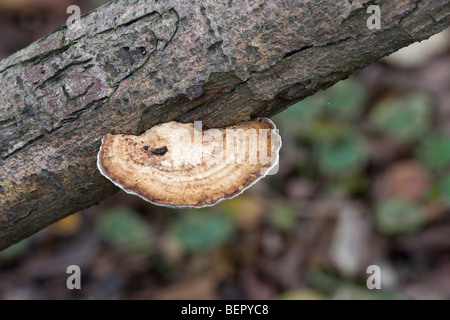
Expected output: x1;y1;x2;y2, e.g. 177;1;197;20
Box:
398;0;423;25
1;8;181;162
0;117;15;127
0;209;35;234
95;10;161;36
282;45;314;59
36;58;93;90
176;74;250;124
1;134;45;161
0;43;76;74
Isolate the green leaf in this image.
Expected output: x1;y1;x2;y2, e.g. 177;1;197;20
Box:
285;95;327;121
323;78;366;121
278;78;366;140
369;93;432;142
277;96;325;139
418;135;450;171
373;199;425;235
317;133;367;176
95;207;153;252
169;212;234;252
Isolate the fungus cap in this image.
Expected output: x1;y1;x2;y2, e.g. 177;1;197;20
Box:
97;118;281;208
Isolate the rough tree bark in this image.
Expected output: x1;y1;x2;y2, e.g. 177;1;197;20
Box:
0;0;449;250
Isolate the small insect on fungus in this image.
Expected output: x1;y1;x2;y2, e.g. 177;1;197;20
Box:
97;118;281;208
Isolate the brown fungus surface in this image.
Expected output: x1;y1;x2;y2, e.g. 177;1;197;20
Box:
97;118;281;208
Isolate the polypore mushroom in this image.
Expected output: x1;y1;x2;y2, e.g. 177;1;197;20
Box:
97;118;281;208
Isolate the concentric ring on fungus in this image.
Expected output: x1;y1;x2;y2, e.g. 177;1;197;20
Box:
97;117;281;208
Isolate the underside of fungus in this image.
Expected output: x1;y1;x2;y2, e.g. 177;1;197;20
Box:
97;118;281;208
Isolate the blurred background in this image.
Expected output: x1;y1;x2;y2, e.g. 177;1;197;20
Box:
1;0;450;300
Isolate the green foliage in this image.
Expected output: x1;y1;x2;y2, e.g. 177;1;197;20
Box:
418;135;450;171
322;79;366;120
305;268;343;295
169;212;234;252
373;199;425;235
284;94;324;123
317;133;367;177
275;77;367;140
369;93;432;142
278;95;324;137
273;78;369;181
95;206;154;252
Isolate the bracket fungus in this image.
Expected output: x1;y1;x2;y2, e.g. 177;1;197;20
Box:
97;118;281;208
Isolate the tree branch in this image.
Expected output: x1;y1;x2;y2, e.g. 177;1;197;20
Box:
0;0;449;250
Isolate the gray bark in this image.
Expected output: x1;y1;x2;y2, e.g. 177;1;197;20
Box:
0;0;449;250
